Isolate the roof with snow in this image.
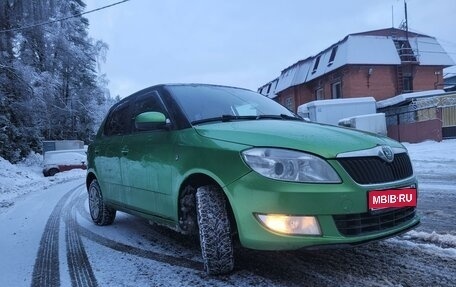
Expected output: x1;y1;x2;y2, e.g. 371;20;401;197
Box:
376;89;446;109
265;28;455;95
444;74;456;89
258;78;279;99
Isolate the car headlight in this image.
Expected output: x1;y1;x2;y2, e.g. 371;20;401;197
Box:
242;148;341;183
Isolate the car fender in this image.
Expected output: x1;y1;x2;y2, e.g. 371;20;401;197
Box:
180;168;230;190
43;164;59;173
86;168;99;189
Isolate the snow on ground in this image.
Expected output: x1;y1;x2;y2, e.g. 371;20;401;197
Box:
403;230;456;248
0;152;85;211
403;139;456;179
403;139;456;162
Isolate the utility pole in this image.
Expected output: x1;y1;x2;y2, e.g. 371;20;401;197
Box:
392;5;394;28
404;0;409;41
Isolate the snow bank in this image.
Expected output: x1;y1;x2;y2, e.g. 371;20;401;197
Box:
403;139;456;162
403;231;456;248
403;139;456;178
388;237;456;259
0;152;85;211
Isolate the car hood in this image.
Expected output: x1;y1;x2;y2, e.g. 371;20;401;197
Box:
194;120;402;158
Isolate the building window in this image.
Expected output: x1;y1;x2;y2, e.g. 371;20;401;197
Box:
328;46;338;66
312;55;321;73
284;97;294;111
331;81;342;99
403;76;413;92
315;88;324;100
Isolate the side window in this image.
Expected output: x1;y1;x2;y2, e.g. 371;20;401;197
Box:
331;82;342;99
132;91;169;131
104;101;131;136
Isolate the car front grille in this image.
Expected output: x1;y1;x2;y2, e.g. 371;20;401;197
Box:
333;207;416;237
337;153;413;184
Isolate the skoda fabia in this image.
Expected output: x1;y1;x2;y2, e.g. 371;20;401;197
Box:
86;84;419;274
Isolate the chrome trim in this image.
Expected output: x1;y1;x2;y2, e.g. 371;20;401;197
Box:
336;146;407;159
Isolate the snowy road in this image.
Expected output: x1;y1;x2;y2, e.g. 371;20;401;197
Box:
1;141;456;286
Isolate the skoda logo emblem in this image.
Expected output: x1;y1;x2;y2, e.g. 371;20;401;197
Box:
379;145;394;163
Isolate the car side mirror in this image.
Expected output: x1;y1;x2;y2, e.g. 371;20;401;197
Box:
135;112;171;131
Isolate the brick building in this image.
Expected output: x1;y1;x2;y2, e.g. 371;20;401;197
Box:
259;28;455;113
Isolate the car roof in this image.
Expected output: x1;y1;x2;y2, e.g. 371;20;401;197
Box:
126;83;252;100
45;149;86;155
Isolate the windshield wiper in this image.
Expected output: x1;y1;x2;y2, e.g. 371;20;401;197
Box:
191;115;257;125
281;113;304;121
191;114;303;125
256;114;303;121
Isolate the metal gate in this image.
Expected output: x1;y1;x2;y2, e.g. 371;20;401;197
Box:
442;106;456;138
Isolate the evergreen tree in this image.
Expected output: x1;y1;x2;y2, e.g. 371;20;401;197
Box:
0;0;113;163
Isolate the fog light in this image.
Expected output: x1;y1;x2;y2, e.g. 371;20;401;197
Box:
256;214;321;235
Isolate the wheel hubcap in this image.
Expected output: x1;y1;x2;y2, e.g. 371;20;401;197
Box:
89;186;101;219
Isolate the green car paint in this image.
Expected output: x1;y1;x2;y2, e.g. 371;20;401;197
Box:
193;120;403;158
87;84;419;253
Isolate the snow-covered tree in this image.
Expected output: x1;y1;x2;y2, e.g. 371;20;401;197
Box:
0;0;113;162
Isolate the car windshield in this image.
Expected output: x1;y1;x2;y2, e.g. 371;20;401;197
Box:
167;85;300;124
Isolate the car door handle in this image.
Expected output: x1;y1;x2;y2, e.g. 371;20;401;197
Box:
121;148;129;155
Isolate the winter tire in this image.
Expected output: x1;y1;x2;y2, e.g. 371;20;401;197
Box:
196;185;234;275
88;179;116;225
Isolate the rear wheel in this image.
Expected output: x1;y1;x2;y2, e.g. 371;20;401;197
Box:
48;168;59;177
196;185;234;275
88;180;116;225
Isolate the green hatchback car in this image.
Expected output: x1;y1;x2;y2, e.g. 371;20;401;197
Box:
86;84;419;274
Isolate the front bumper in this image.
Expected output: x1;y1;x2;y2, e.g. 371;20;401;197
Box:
224;171;420;250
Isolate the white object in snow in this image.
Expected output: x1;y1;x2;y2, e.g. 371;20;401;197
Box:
43;149;87;166
43;140;85;155
338;113;387;135
297;97;376;126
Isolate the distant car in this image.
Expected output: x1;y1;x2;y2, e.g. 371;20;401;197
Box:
86;84;419;275
43;149;87;177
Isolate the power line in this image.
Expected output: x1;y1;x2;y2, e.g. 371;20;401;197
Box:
418;50;456;55
0;0;131;34
408;27;456;47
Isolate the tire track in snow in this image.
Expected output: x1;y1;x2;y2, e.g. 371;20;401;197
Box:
31;184;83;287
77;225;203;270
65;192;98;287
73;192;203;271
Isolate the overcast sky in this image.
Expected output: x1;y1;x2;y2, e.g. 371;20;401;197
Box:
84;0;456;98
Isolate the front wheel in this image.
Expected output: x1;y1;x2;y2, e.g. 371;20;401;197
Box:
196;185;234;275
88;180;116;226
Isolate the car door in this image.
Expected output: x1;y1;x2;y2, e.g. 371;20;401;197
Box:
94;100;131;205
120;90;175;218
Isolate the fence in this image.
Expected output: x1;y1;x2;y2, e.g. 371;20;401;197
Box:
382;93;456;141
